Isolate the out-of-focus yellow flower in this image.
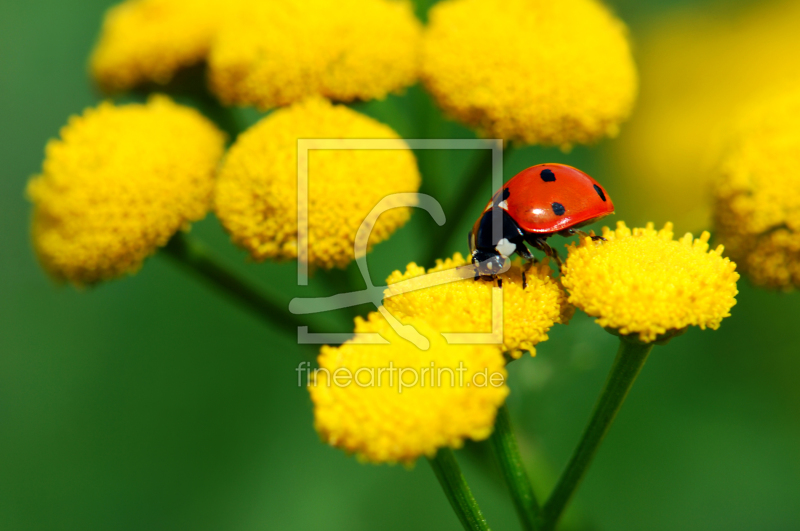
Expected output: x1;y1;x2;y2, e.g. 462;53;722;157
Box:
384;253;572;358
209;0;421;109
214;97;420;269
310;312;509;464
610;0;800;233
27;96;225;285
90;0;232;91
562;222;739;343
421;0;637;148
713;91;800;290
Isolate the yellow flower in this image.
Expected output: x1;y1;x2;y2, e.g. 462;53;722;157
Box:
562;222;739;343
90;0;233;91
712;90;800;290
609;0;800;233
384;253;573;358
208;0;421;109
421;0;637;148
214;97;420;269
310;312;509;464
27;96;226;285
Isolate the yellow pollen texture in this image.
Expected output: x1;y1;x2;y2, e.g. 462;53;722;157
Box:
713;90;800;290
310;313;509;464
209;0;421;109
213;98;420;269
27;96;226;285
384;253;573;358
90;0;234;91
562;222;739;343
421;0;637;148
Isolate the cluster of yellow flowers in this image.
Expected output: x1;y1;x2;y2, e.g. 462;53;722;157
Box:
311;255;569;462
90;0;636;143
312;229;739;462
610;0;800;233
27;96;420;283
91;0;421;107
28;0;751;469
36;0;642;286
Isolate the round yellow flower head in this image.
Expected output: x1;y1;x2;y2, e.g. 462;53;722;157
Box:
384;253;573;358
27;96;226;285
562;222;739;343
209;0;421;109
91;0;232;91
421;0;637;148
713;90;800;290
214;98;420;269
310;312;509;464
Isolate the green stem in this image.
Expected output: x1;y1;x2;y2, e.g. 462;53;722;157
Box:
541;339;653;531
420;146;512;268
489;404;540;531
162;232;325;337
428;448;492;531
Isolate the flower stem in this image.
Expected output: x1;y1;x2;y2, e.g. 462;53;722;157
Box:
429;448;493;531
163;232;324;338
541;339;653;531
489;404;541;531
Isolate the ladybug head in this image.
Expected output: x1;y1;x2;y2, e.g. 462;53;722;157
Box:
471;248;509;277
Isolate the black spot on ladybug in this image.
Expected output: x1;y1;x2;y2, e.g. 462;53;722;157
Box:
593;184;607;202
540;169;556;182
551;202;566;216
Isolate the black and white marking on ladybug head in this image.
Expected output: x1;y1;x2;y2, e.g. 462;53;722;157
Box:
495;238;516;258
540;169;556;182
551;202;566;216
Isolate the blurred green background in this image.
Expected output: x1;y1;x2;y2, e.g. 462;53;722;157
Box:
2;0;800;529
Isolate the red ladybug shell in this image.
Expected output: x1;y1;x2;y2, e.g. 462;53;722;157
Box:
484;163;614;234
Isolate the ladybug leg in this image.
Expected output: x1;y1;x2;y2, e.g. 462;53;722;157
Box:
543;243;563;271
562;228;606;242
575;229;606;242
528;236;563;272
516;243;536;266
515;243;535;289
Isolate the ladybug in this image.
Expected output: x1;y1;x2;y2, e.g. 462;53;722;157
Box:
468;163;614;287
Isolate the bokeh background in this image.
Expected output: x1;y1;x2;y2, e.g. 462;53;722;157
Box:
2;0;800;529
